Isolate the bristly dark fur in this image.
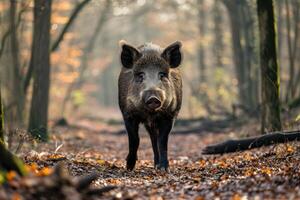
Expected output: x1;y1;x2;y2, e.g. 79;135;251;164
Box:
118;41;183;171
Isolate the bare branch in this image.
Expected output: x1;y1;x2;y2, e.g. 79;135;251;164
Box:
51;0;92;52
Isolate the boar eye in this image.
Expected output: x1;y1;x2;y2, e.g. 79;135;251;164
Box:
158;72;167;80
135;72;145;82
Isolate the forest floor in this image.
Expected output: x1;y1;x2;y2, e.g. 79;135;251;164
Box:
2;114;300;199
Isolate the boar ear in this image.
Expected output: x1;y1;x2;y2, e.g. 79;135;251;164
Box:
120;41;141;69
161;41;182;68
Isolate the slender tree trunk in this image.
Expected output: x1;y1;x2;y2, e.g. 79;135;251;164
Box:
0;88;4;143
289;0;300;100
197;0;206;83
276;0;284;100
0;1;27;59
296;57;300;98
212;0;224;69
276;0;283;58
9;0;24;127
240;1;259;111
292;0;300;98
28;0;52;140
285;0;295;101
222;0;247;107
24;0;92;95
257;0;282;133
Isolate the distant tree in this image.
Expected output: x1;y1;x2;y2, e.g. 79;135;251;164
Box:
197;0;206;83
24;0;93;94
257;0;281;133
212;0;224;69
284;0;299;102
202;0;296;155
0;0;27;129
60;0;111;115
222;0;260;114
276;0;283;76
9;0;24;126
240;0;259;111
28;0;52;140
0;88;4;143
51;0;92;52
222;0;248;111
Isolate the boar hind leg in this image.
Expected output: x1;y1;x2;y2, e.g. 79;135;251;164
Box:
144;124;159;168
157;118;174;171
124;118;140;170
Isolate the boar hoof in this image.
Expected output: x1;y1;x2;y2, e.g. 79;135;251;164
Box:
158;167;169;173
126;155;137;170
155;165;169;173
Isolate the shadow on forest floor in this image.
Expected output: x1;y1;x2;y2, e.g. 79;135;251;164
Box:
56;114;246;136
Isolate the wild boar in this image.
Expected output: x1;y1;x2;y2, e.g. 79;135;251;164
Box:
118;41;183;171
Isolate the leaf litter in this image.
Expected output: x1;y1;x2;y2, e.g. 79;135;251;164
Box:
1;122;300;199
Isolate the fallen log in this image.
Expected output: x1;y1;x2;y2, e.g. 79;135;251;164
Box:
202;130;300;154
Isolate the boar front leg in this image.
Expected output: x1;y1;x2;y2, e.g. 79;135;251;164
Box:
157;118;174;171
144;124;159;168
124;118;140;170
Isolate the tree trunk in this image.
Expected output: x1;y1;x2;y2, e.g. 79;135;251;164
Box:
275;1;284;100
240;1;259;111
0;142;27;176
285;0;295;101
197;0;206;83
9;0;25;127
285;0;300;101
0;88;4;143
0;87;26;176
257;0;282;133
212;0;224;69
28;0;52;141
292;0;300;98
24;0;92;95
222;0;248;108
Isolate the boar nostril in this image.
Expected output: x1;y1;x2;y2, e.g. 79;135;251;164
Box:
146;97;161;110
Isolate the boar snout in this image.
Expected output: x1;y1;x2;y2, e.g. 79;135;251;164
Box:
146;96;161;110
142;89;163;110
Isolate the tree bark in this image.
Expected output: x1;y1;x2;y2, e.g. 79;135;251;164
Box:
276;1;283;85
28;0;52;141
222;0;248;108
240;1;259;110
0;88;4;143
212;0;224;69
203;130;300;154
197;0;206;83
291;4;299;97
257;0;282;133
0;87;26;176
0;142;27;176
284;0;299;101
9;0;25;126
